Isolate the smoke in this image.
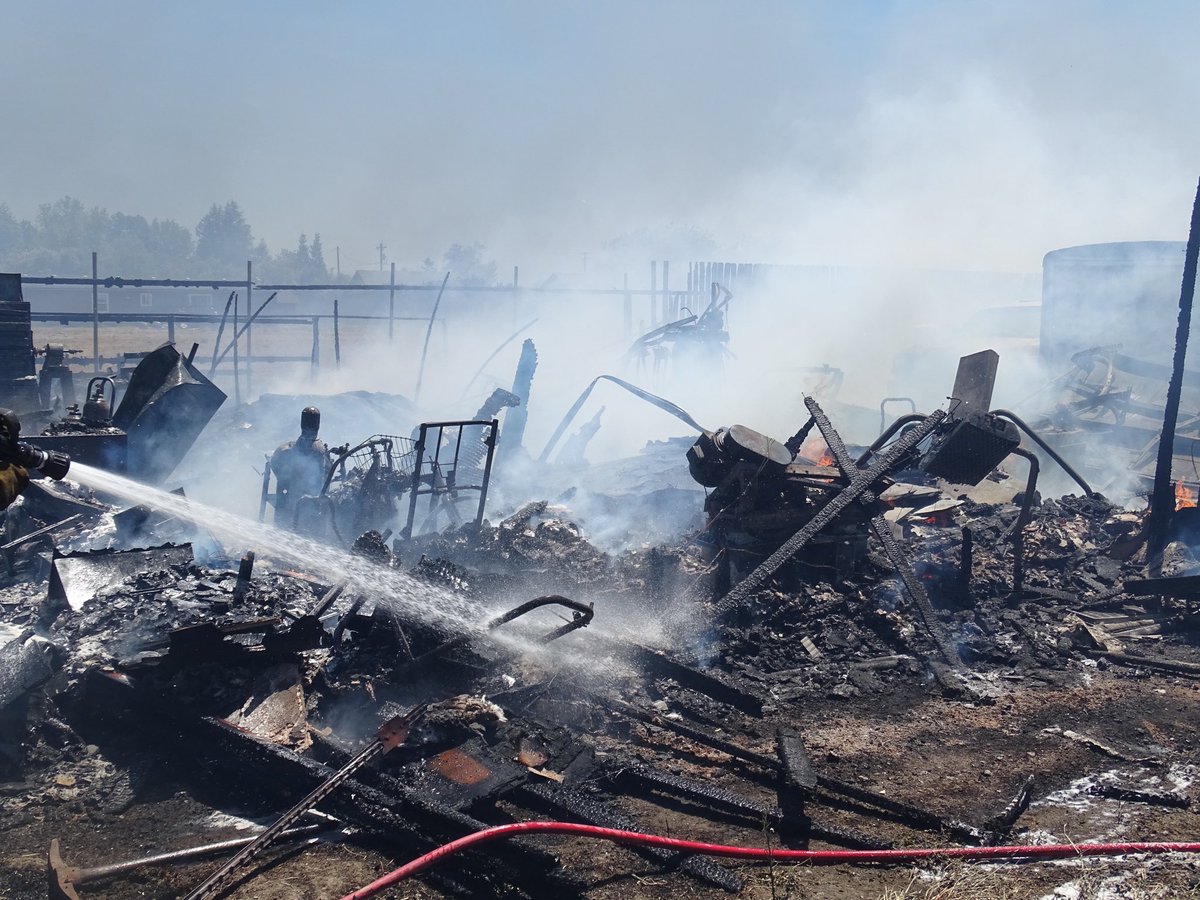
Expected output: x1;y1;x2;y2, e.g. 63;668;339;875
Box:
3;3;1199;274
13;2;1200;542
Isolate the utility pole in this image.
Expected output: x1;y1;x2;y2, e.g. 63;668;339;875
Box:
336;246;340;278
377;242;386;271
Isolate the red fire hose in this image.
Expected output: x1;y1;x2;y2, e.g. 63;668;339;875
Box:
338;820;1200;899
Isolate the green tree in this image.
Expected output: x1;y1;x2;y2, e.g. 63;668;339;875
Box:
442;243;498;287
147;219;195;269
195;201;254;274
310;233;327;276
264;232;331;282
0;204;30;267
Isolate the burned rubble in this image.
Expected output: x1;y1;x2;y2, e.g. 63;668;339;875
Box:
1;330;1200;900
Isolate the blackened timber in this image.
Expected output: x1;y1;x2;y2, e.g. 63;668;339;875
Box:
718;401;946;612
1148;178;1200;563
869;519;963;670
611;699;778;770
518;783;744;893
814;776;981;844
982;775;1035;841
1090;783;1191;808
776;726;818;793
79;670;579;898
613;761;785;826
1091;650;1200;677
609;762;890;850
620;640;764;716
611;698;979;843
806;396;962;669
1124;574;1200;597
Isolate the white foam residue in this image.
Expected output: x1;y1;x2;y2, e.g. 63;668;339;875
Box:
205;810;263;831
1039;882;1081;900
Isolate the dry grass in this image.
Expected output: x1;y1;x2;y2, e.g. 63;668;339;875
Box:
734;855;1200;900
873;859;1200;900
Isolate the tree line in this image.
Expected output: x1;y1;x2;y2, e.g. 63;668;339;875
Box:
0;197;502;285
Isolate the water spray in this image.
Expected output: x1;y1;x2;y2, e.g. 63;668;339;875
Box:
64;462;494;638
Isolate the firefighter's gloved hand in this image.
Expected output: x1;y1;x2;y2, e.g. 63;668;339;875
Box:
0;463;29;509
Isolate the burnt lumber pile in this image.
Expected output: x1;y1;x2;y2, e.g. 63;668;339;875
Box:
2;413;1200;898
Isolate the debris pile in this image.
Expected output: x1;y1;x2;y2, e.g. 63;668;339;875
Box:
3;364;1200;898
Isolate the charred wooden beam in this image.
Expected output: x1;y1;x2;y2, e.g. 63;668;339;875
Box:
776;726;817;794
1124;574;1200;597
1148;178;1200;564
717;400;945;614
518;782;744;893
806;397;963;671
617;640;764;717
981;774;1035;842
75;669;580;898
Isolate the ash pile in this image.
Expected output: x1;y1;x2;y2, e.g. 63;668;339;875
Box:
3;354;1200;899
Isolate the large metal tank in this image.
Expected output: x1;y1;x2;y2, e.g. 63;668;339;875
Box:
1040;241;1185;367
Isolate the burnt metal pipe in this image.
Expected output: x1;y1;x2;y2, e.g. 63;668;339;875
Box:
414;272;450;405
208;291;235;377
486;594;595;642
856;413;927;467
1006;446;1040;593
458;318;539;401
990;409;1093;497
879;397;917;434
400;595;594;670
211;292;279;370
48;825;328;900
538;375;707;463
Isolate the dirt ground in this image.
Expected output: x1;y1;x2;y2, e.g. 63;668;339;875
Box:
4;664;1199;900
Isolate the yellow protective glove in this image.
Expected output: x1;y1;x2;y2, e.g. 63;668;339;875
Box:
0;463;29;509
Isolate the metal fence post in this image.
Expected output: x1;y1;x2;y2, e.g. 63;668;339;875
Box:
623;273;632;342
650;261;658;327
334;299;341;368
232;292;241;405
310;316;320;377
245;260;253;394
663;259;671;321
91;251;99;372
388;261;395;342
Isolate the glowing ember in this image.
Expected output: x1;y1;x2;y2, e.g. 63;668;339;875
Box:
797;435;838;467
1176;479;1197;510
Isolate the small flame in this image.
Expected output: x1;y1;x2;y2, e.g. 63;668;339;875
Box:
1176;482;1195;511
798;435;838;468
1177;479;1197;511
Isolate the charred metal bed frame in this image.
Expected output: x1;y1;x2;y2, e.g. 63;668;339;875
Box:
402;419;498;540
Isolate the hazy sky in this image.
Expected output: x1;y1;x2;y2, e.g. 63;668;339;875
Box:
4;1;1199;277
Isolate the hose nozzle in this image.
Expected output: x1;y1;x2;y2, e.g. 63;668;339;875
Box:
14;442;70;480
0;408;71;480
